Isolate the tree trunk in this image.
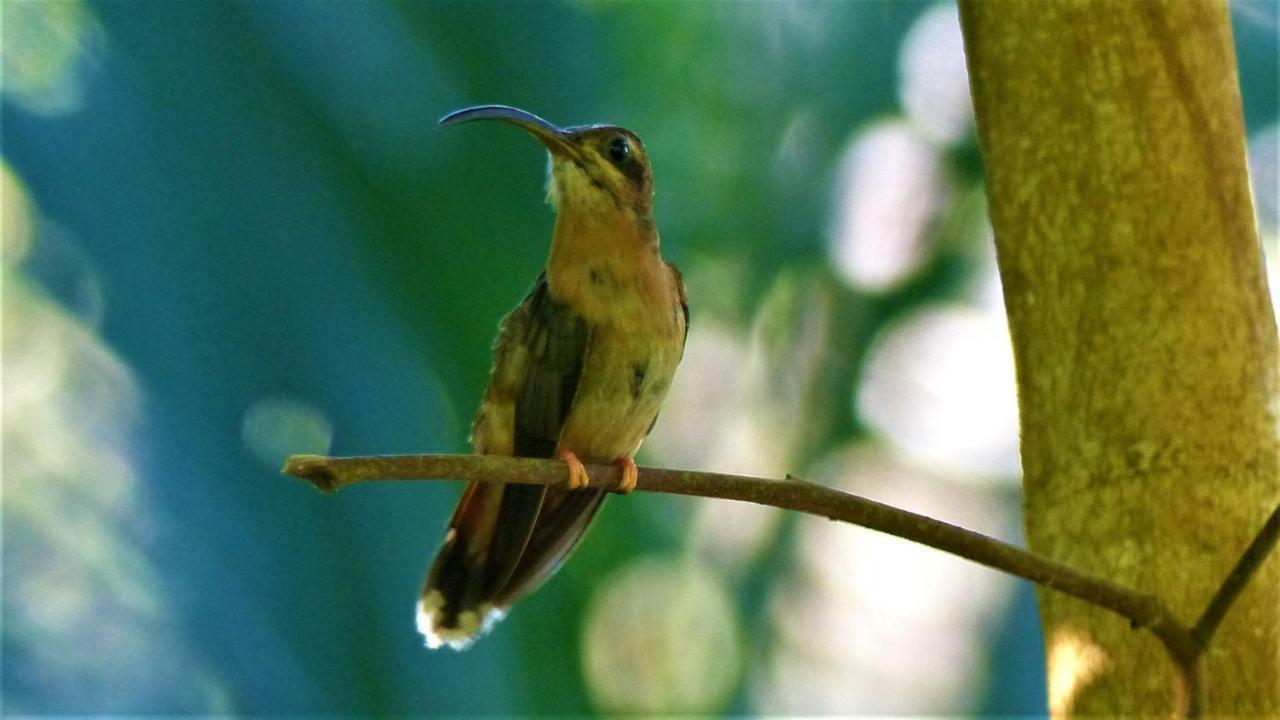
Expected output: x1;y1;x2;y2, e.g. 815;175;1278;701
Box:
958;0;1279;715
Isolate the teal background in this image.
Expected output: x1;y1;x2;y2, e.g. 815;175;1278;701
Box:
3;1;1276;715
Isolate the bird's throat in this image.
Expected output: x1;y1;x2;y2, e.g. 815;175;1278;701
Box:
545;206;664;321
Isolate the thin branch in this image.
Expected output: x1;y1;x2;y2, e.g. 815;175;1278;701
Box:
282;456;1280;719
285;452;1280;715
282;452;1200;690
1192;503;1280;648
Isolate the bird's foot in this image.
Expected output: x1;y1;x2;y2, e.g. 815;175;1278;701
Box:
614;456;638;494
557;448;590;490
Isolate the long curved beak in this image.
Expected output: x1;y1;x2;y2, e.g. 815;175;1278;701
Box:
439;105;579;160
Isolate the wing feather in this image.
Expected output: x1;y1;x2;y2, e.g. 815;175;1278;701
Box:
420;273;594;646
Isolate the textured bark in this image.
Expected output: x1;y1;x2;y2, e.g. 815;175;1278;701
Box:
959;0;1279;715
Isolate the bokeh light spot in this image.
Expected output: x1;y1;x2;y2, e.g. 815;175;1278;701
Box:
1248;124;1278;237
0;0;100;116
19;220;107;328
1047;630;1109;717
858;302;1020;480
582;555;742;714
899;3;973;144
828;120;947;291
649;272;842;575
2;162;35;267
644;320;747;470
4;183;224;709
241;396;333;470
759;445;1016;714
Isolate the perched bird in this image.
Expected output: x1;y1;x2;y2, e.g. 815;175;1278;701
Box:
419;105;688;649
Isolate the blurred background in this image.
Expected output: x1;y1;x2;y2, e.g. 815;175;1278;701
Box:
2;0;1276;714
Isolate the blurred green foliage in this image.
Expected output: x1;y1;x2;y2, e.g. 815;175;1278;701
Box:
2;0;1275;715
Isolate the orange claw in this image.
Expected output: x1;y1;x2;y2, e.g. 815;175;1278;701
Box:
615;456;638;494
557;448;590;489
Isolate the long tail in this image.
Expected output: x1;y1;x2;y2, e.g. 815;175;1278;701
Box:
418;481;542;649
418;481;606;650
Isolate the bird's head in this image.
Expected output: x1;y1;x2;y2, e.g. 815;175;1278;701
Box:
440;105;654;221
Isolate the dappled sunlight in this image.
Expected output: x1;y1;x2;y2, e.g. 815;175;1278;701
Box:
2;167;224;712
581;555;742;714
858;302;1020;480
828;120;948;291
0;0;101;116
1046;630;1109;717
759;445;1017;714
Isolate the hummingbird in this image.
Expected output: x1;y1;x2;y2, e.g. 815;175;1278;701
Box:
419;105;688;649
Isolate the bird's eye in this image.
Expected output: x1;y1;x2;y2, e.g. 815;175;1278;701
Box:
606;135;630;164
